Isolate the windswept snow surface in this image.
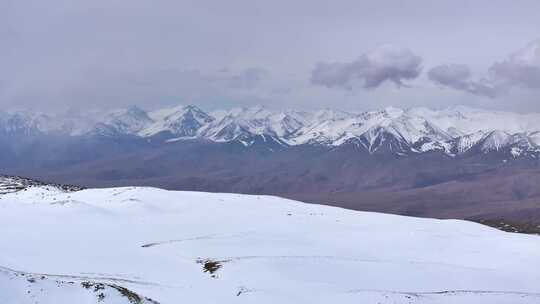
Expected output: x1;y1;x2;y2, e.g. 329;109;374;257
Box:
1;185;540;303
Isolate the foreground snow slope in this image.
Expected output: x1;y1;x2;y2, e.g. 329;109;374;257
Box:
1;185;539;303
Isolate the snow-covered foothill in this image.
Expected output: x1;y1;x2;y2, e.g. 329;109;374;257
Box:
1;180;539;303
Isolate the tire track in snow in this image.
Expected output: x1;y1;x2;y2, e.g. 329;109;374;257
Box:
141;232;249;248
347;288;540;298
212;255;496;271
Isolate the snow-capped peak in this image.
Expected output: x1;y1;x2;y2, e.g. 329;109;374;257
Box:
480;130;512;152
312;108;354;122
3;105;540;157
198;106;305;143
383;106;404;119
102;105;153;134
141;104;214;137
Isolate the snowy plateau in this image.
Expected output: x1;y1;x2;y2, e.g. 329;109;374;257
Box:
1;176;540;304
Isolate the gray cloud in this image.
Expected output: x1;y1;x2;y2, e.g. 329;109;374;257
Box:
310;45;422;90
0;66;272;111
212;68;268;90
489;39;540;89
429;40;540;98
2;1;540;112
428;64;500;98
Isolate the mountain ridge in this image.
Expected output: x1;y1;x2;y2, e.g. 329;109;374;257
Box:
2;105;540;158
3;106;540;227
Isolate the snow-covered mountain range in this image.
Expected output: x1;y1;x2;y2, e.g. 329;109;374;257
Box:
2;105;540;157
2;176;540;304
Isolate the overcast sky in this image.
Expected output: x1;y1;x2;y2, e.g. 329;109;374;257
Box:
2;0;540;113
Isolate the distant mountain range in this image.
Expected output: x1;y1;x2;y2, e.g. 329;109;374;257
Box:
2;104;540;158
2;105;540;225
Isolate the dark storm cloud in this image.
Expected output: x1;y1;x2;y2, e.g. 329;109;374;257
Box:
428;64;500;98
310;45;422;90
